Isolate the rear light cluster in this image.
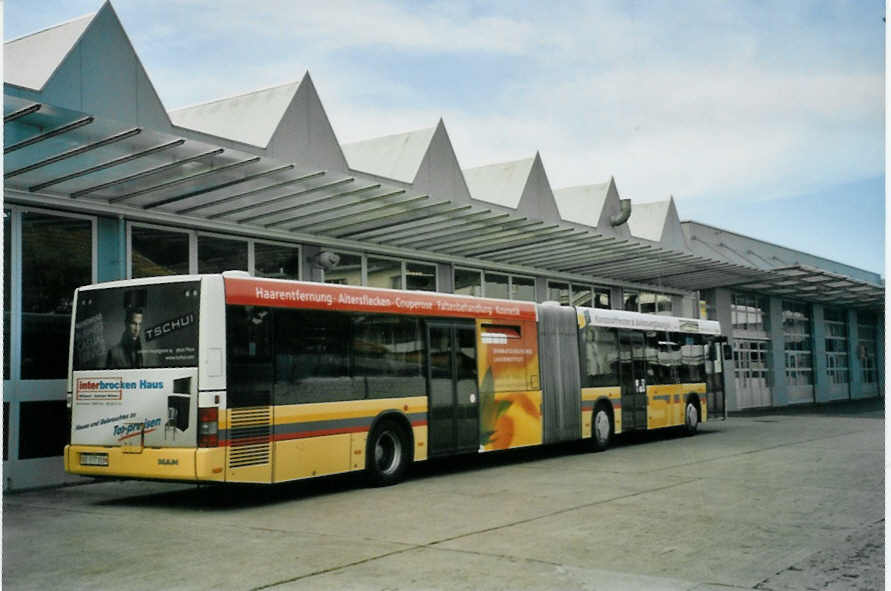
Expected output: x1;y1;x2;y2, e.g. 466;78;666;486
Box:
198;407;219;447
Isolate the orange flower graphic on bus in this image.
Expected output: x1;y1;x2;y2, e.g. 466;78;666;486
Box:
480;388;542;450
477;319;543;450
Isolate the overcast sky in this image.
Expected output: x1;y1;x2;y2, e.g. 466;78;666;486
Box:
5;1;886;275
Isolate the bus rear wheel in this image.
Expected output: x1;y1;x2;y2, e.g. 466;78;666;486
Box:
366;419;410;486
684;401;699;435
591;404;613;452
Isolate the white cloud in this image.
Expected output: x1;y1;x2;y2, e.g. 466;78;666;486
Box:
109;0;884;211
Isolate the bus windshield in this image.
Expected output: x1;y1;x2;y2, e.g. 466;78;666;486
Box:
73;281;200;370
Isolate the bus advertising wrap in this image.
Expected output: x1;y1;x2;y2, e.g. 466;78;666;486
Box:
70;367;197;448
74;282;201;370
225;277;537;322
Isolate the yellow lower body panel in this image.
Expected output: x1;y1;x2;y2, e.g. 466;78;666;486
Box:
412;425;428;462
65;445;226;482
273;434;352;483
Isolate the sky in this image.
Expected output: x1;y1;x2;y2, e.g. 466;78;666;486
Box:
4;0;886;276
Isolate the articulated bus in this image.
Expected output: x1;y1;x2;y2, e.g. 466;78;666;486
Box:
65;272;725;486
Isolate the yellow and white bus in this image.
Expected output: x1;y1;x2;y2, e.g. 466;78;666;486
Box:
65;272;724;486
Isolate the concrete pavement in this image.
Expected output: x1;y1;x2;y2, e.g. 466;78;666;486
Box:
3;401;884;590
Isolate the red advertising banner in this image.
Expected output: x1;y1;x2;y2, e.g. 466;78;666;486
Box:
224;277;537;322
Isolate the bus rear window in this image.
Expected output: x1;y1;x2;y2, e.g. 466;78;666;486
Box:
73;282;200;370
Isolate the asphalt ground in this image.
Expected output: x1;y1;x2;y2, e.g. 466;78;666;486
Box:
3;399;884;590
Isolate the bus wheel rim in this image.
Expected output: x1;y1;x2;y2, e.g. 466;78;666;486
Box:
595;410;610;443
375;431;401;475
686;404;698;427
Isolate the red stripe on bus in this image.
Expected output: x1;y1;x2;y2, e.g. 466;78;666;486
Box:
224;277;537;321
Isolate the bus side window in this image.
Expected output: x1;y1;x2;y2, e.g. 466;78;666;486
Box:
647;331;680;385
275;309;357;404
352;314;425;399
680;334;706;383
579;325;619;387
226;305;274;407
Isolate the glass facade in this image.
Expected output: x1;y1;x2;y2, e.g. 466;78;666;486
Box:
131;225;190;278
485;273;509;300
323;252;362;286
699;289;717;320
623;290;670;315
623;291;639;312
366;257;402;290
406;262;437;292
572;286;592;307
254;242;301;280
547;281;570;305
857;311;878;387
732;293;769;335
198;235;248;274
824;307;849;394
455;268;536;300
594;287;611;309
18;400;69;459
21;212;92;380
733;339;771;408
454;268;483;297
4;210;10;380
510;276;536;301
783;301;813;401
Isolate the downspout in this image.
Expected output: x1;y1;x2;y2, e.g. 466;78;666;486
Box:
609;198;632;226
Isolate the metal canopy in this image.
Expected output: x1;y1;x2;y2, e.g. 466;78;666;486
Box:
726;265;885;308
3;94;883;307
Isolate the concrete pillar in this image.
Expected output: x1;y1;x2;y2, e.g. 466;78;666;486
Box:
611;286;624;310
812;304;829;402
674;294;696;318
768;296;788;407
847;309;862;399
303;244;322;282
437;263;453;293
713;288;738;410
97;216;125;282
535;277;549;303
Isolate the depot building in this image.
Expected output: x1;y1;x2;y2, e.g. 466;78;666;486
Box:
3;3;884;490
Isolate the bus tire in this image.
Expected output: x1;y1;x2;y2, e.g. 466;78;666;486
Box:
684;400;699;436
366;418;411;487
591;403;613;452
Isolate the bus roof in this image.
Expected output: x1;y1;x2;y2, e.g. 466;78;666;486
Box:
578;307;721;336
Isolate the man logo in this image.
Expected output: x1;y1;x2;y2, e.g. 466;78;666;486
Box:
158;458;179;466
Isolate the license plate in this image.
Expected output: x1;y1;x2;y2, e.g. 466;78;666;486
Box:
80;452;108;467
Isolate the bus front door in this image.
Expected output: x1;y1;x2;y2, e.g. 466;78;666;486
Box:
426;322;479;457
618;330;648;431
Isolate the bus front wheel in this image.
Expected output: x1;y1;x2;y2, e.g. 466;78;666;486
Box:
366;419;411;486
